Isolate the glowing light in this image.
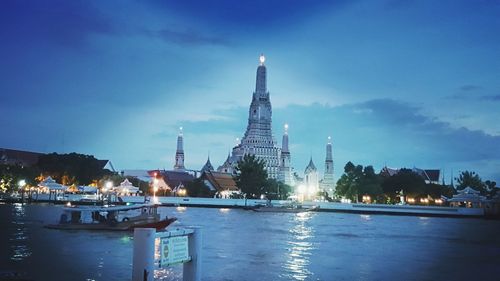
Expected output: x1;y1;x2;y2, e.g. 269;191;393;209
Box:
307;186;316;195
297;185;306;194
105;181;113;189
152;196;159;204
219;208;230;213
176;206;187;212
284;123;289;131
18;180;26;188
66;202;71;207
259;54;265;65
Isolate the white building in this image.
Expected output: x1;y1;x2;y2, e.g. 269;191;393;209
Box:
304;158;319;195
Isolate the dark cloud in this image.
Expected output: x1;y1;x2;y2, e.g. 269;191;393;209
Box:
460;85;483;91
145;28;230;46
145;0;353;29
480;94;500;101
0;0;114;49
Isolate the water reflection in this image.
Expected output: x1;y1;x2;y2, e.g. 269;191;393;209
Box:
283;212;315;280
360;214;371;221
10;203;32;261
154;237;180;281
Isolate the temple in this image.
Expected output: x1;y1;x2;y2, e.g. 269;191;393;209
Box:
218;54;281;179
174;127;185;171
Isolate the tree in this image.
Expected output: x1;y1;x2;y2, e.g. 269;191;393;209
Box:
185;178;214;198
455;171;485;193
358;166;383;200
381;169;426;200
264;179;292;200
0;164;39;193
37;153;112;185
235;154;268;198
335;162;364;201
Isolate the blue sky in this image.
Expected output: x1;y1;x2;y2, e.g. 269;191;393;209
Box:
1;0;499;183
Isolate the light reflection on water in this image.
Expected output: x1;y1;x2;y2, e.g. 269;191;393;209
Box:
10;203;32;261
1;204;500;281
282;212;315;281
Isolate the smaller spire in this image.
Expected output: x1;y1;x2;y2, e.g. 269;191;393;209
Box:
284;123;289;134
179;126;183;136
327;136;332;144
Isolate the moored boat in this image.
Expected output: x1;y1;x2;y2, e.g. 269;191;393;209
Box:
45;203;176;231
252;205;319;213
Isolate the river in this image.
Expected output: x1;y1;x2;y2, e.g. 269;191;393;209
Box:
1;203;499;281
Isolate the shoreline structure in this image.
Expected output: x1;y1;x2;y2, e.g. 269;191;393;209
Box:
5;194;485;218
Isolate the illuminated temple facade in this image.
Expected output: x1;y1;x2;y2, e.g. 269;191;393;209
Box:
217;55;282;180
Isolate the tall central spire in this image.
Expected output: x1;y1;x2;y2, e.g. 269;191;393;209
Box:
255;54;267;94
226;54;280;179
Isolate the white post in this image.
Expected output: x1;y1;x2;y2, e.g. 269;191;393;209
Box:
183;227;202;281
132;228;155;281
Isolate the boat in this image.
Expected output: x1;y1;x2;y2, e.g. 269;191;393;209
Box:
252;202;319;213
45;203;176;231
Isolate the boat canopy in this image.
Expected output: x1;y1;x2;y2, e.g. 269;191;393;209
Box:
63;203;156;212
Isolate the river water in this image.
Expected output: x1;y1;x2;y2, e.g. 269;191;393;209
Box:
1;203;499;281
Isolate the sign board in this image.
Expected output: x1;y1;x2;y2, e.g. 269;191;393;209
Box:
160;235;190;266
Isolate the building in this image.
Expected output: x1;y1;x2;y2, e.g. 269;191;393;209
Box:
200;156;214;173
380;166;441;184
218;54;281;179
174;127;186;171
304;157;319;195
278;124;293;186
217;153;236;174
319;137;335;193
149;170;194;194
448;186;486;208
200;170;239;198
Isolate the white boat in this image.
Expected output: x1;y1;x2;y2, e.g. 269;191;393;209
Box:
45;203;176;231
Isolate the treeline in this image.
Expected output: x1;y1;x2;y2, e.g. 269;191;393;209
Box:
0;153;115;192
335;161;498;203
235;154;292;199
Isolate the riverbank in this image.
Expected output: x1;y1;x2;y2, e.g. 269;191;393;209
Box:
2;194;486;218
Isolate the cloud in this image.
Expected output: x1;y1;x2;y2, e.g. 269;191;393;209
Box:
460;85;483;91
150;28;230;46
145;0;352;29
168;99;500;181
479;94;500;101
0;0;114;49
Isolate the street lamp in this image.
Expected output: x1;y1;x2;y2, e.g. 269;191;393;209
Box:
18;179;26;190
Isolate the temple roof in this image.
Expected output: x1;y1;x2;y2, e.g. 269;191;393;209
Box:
201;157;214;172
305;158;317;173
201;171;238;192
